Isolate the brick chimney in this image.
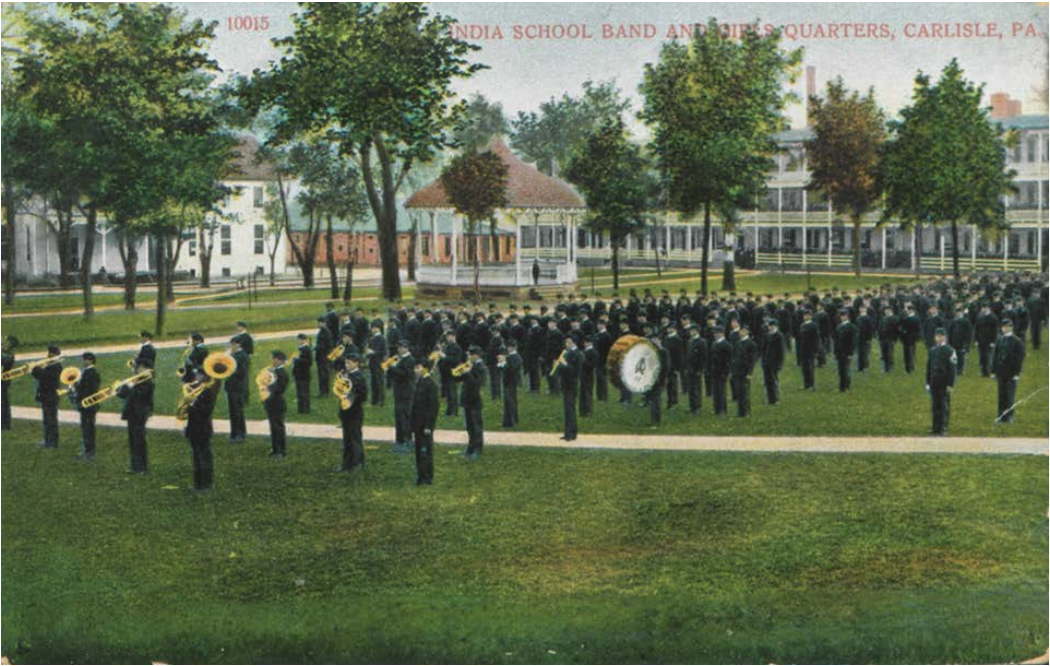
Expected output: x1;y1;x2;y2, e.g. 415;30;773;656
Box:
1008;99;1023;117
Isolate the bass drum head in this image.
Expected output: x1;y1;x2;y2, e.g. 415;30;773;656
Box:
612;337;660;394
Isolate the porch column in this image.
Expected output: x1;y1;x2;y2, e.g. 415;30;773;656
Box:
881;228;887;269
664;220;670;263
429;211;438;264
1003;231;1009;270
414;213;422;272
777;187;783;264
939;232;945;271
99;223;108;272
971;225;978;269
451;213;459;286
827;200;833;267
515;215;522;286
686;222;693;264
801;189;808;268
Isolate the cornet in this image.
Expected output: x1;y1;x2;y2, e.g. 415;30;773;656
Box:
451;360;472;377
381;355;399;371
80;370;154;409
326;344;345;362
1;355;62;382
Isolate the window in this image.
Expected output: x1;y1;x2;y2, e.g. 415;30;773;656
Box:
255;265;265;275
421;236;430;256
222;267;232;277
577;228;588;247
671;228;686;250
784;229;797;249
1027;135;1039;163
444;237;451;256
253;224;264;255
253;186;264;208
221;226;232;255
540;227;554;248
189;239;197;257
521;226;536;249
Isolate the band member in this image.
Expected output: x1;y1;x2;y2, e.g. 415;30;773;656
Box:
926;327;957;436
226;338;249;443
899;306;921;374
617;321;634;407
579;337;598;418
323;302;340;342
118;359;154;473
975;304;999;377
992;318;1025;424
594;320;611;402
411;358;439;485
314;316;334;397
182;332;208;383
336;354;368;473
798;310;819;390
184;368;218;491
233;321;255;356
439;331;464;416
762;319;784;405
73;352;102;460
663;323;684;409
553;337;582;440
878;306;898;373
833;311;858;392
545;319;564;395
367;324;388;407
387;340;416;454
948;309;973;375
264;350;289;458
685;325;706;415
525;317;544;392
1;336;15;430
855;306;874;373
32;345;62;448
454;346;486;461
135;330;157;369
645;330;670;425
291;333;312;414
709;327;731;416
487;326;504;401
499;340;523;428
731;326;757;417
921;305;945;350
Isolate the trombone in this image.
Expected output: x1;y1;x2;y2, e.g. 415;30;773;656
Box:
80;369;154;409
1;355;62;381
548;350;567;377
175;352;237;420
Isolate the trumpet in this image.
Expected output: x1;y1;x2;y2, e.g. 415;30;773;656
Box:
326;344;345;362
333;372;354;410
451;360;472;377
80;369;154;409
256;367;275;403
1;355;62;381
381;355;399;371
548;350;567;377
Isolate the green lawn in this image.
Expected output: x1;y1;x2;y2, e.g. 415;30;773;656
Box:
1;420;1045;663
9;333;1046;439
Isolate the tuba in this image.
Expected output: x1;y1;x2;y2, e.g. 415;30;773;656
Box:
56;366;81;398
80;369;154;409
175;352;237;420
450;360;472;377
381;355;399;371
256;367;274;403
326;344;345;362
1;355;62;382
333;372;354;410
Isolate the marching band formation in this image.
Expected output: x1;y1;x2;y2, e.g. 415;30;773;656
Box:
1;271;1044;492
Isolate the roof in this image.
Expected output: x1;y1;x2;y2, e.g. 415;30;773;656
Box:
287;201;512;235
227;135;277;182
773;128;814;144
998;114;1049;131
405;138;585;210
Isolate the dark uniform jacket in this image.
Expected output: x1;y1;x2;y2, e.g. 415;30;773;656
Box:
232;332;254;356
899;314;922;345
135;343;157;369
32;361;62;405
556;348;583;389
410;374;440;432
834;321;858;359
186;382;218;438
455;360;486;407
974;313;999;346
263;366;289;416
388;354;417;401
762;331;785;371
314;327;334;361
948;317;973;351
878;314;899;342
367;334;388;369
74;365;102;413
731;337;758;377
292;345;312;381
710;338;733;378
687;335;707;375
798;321;820;360
339;369;368;421
992;334;1025;378
186;344;209;378
226;349;249;395
118;379;154;421
502;352;523;387
926;343;957;388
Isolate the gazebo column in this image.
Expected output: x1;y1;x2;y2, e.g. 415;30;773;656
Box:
881;228;887;269
429;211;438;264
971;225;978;269
514;214;522;286
451;213;459;286
802;189;808;268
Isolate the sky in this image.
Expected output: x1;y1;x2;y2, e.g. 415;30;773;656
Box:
175;2;1049;130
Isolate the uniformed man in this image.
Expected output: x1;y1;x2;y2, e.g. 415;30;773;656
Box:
545;319;564;394
314;316;334;397
709;327;732;416
387;339;416;454
594;320;612;402
645;329;671;425
263;350;289;458
833;311;858;392
899;307;921;373
322;302;340;342
232;321;255;357
855;306;874;373
184;368;218;491
798;311;819;390
292;333;312;414
118;358;154;473
525;317;544;393
73;352;102;460
579;336;598;418
974;304;999;377
878;306;898;373
336;354;368;473
499;339;523;428
685;325;706;415
762;319;784;405
663;323;684;409
32;345;62;448
135;330;157;369
366;324;388;406
2;336;16;430
487;326;504;401
731;326;758;417
411;358;440;485
926;327;957;436
948;309;973;375
225;339;248;443
439;330;464;416
183;333;208;383
454;346;486;460
553;337;582;440
992;318;1026;424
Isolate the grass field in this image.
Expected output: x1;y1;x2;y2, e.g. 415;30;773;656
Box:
1;420;1045;663
8;333;1047;439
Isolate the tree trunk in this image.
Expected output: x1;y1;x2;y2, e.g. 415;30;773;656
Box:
852;217;862;278
469;218;480;305
325;215;338;299
950;219;960;279
700;202;712;295
3;180;16;305
612;239;620;291
164;237;178;303
54;199;74;288
198;226;213;288
268;251;277;287
154;234;167;336
117;231;138;311
722;227;736;292
79;205;98;319
914;221;923;277
360;136;403;302
489;219;500;262
342;258;354;303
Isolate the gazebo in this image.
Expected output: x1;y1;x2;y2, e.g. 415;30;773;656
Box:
405;138;586;300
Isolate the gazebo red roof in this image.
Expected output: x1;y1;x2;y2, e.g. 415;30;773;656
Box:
405;138;584;210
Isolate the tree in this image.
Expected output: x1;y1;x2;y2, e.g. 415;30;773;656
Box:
882;59;1015;278
512;80;630;177
453;94;509;151
243;3;484;301
439;150;508;304
262;182;289;287
640;19;802;294
805;78;886;277
564;117;650;291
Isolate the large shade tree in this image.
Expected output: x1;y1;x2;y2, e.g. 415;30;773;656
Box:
640;19;802;294
805;78;887;277
882;59;1015;278
243;3;484;301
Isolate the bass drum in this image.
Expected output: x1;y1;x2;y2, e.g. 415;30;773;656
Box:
606;334;661;394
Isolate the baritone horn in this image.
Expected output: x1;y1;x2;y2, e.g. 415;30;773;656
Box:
256;367;274;403
381;355;399;371
1;355;62;381
56;366;81;397
450;360;472;377
333;372;354;410
326;344;345;362
80;369;154;409
175;352;237;420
